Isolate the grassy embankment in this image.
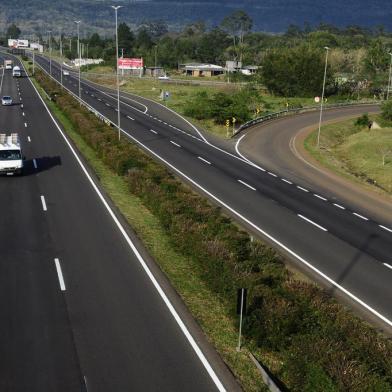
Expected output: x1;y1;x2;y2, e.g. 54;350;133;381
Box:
305;115;392;195
28;62;392;392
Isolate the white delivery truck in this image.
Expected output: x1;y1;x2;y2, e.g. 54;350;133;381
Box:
4;60;13;70
12;66;21;77
0;134;23;175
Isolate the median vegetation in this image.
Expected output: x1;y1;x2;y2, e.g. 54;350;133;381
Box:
305;103;392;195
34;68;392;391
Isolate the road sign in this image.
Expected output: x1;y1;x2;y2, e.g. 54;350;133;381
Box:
226;119;230;128
232;117;237;124
315;96;320;103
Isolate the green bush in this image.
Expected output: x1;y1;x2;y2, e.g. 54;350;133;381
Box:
354;113;370;127
381;100;392;122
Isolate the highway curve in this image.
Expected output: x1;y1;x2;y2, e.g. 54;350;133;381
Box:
236;105;392;226
28;54;392;333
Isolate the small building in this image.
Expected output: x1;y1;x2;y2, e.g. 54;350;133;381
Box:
145;67;165;77
241;65;259;75
181;63;225;77
226;60;242;72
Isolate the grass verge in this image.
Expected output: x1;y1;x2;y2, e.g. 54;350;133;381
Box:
29;70;267;391
305;115;392;195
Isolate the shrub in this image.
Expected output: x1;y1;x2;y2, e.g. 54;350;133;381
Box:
381;100;392;122
354;113;370;128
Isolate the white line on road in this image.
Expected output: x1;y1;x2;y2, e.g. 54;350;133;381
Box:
281;178;293;184
40;195;47;211
333;203;346;210
268;172;277;177
27;136;31;142
383;263;392;270
314;194;328;201
24;122;27;128
22;112;25;116
238;180;256;191
126;115;134;120
170;140;181;147
353;212;369;221
21;104;23;109
105;103;111;107
149;129;157;134
33;159;37;168
297;186;309;193
54;258;66;291
298;214;328;231
379;225;392;233
198;156;211;165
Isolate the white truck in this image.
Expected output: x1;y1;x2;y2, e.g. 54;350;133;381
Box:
0;134;23;175
4;60;13;70
12;66;21;77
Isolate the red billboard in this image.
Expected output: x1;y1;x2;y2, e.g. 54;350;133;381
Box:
118;58;144;69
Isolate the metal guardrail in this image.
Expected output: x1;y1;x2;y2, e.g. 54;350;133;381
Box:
234;100;382;137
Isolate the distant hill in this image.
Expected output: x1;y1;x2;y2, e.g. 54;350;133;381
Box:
1;0;391;36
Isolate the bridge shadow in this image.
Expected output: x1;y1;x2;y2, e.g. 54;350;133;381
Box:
23;156;62;176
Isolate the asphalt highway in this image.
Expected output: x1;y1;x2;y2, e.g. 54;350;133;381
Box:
0;54;237;391
30;54;392;332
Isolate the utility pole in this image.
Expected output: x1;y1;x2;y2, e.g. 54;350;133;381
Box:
387;52;392;100
154;45;158;78
74;20;81;102
112;5;123;141
317;46;330;148
60;31;63;87
48;30;52;76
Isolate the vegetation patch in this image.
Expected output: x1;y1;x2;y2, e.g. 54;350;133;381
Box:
34;68;392;391
305;113;392;194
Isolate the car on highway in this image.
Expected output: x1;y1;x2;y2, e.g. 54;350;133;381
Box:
0;134;23;175
1;96;13;106
158;75;170;80
63;70;70;76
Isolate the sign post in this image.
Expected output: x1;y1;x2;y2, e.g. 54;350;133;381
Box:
236;288;247;351
226;119;230;138
232;117;236;135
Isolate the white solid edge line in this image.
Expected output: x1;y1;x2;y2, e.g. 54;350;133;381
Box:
40;195;47;211
383;263;392;270
26;52;392;331
33;158;37;168
314;194;328;201
235;134;266;172
297;186;309;192
379;225;392;233
353;212;369;221
54;258;66;291
198;156;211;165
238;180;256;191
298;214;328;232
170;140;181;148
22;60;226;392
333;203;346;210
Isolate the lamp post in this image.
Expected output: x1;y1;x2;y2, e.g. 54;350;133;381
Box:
111;5;123;141
317;46;330;148
74;20;81;101
154;45;158;79
387;52;392;101
48;30;52;76
60;30;63;87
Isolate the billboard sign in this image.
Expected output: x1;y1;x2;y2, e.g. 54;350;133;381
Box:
8;39;29;48
118;58;143;70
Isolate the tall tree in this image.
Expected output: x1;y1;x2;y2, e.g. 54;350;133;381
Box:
6;23;21;39
118;23;135;56
220;10;253;62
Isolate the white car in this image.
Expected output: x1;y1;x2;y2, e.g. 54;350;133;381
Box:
63;70;70;76
0;134;23;175
158;75;170;80
1;96;12;106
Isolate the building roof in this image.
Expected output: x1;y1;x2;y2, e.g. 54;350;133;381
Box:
182;63;224;71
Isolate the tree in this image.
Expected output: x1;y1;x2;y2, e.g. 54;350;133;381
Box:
118;23;135;57
220;10;253;61
140;20;168;39
6;23;21;39
364;39;389;77
261;45;333;97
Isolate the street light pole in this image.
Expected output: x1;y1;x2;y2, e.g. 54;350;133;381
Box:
60;31;63;87
74;20;81;102
48;30;52;76
112;5;123;141
317;46;330;148
154;45;157;79
387;52;392;100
